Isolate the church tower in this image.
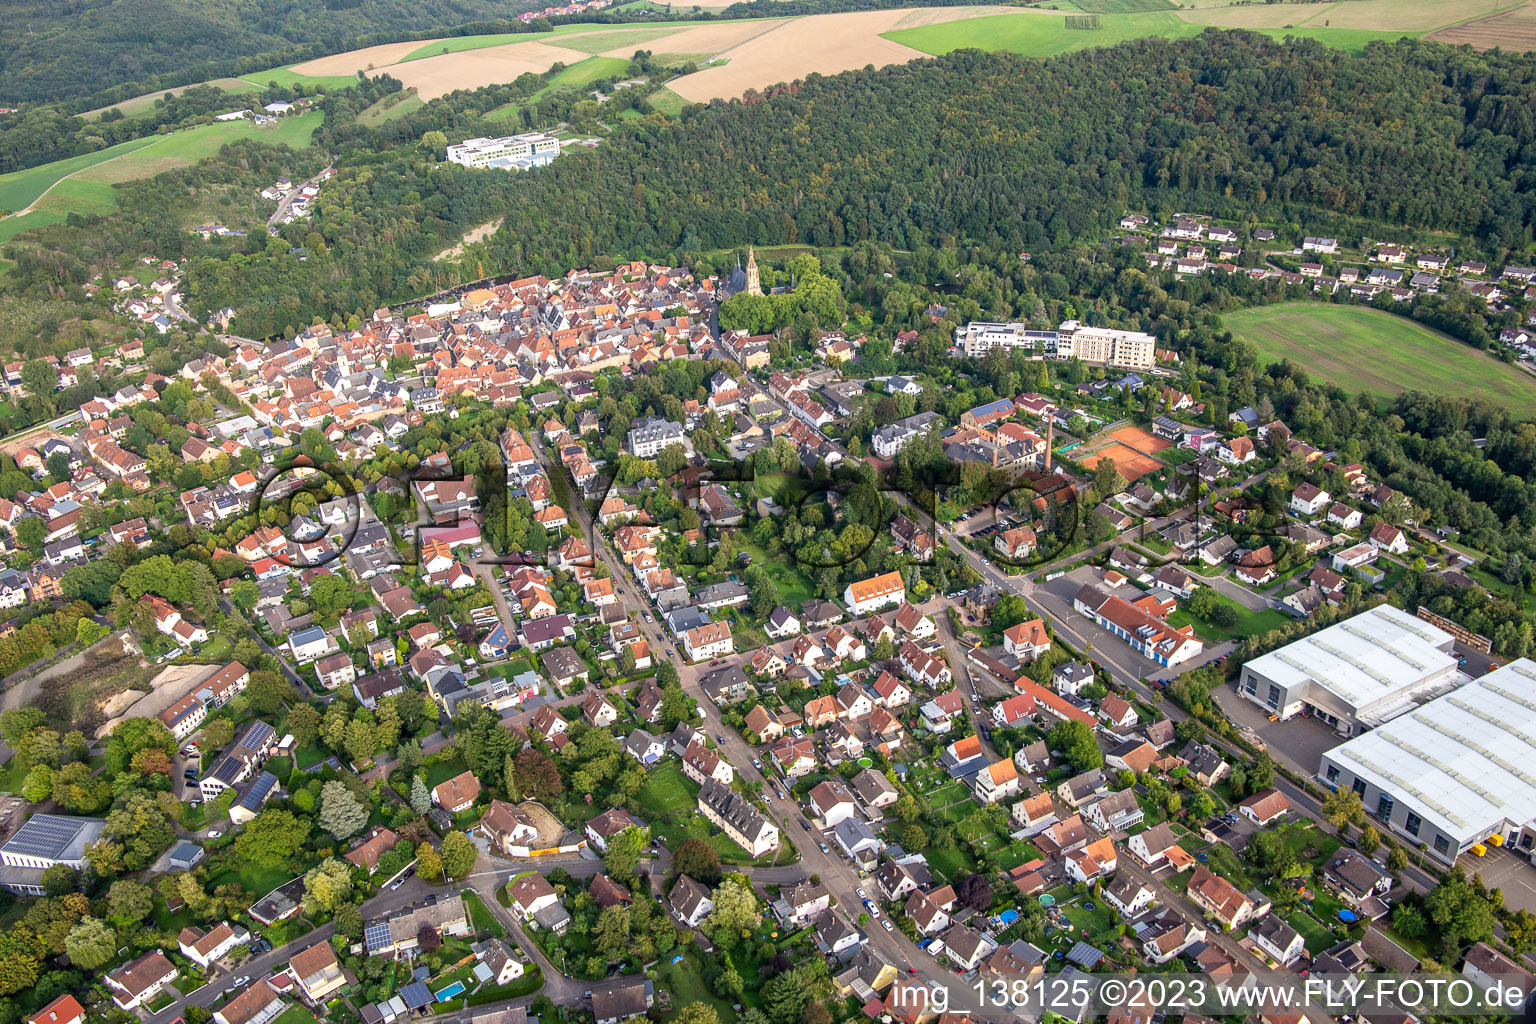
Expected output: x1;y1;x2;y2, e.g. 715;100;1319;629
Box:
745;246;762;296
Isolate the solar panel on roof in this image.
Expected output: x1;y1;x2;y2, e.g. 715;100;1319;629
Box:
364;921;392;951
4;815;96;860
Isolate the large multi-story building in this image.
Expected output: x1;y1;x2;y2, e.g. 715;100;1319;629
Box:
1054;320;1156;370
1237;605;1459;734
1319;659;1536;865
445;134;560;170
626;416;686;458
954;320;1156;370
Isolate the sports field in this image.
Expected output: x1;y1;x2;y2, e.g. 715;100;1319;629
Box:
1224;302;1536;412
1079;441;1161;481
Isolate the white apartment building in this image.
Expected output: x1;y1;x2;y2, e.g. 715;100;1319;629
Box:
955;320;1155;370
445;134;560;170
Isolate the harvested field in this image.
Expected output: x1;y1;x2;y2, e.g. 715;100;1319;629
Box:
601;18;790;59
1183;0;1512;31
556;26;697;54
372;41;596;100
1426;1;1536;49
668;10;935;102
292;39;443;77
889;4;1026;27
1079;440;1162;481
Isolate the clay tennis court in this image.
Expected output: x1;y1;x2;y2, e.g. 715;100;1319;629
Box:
1106;424;1172;452
1077;424;1171;482
1079;442;1162;482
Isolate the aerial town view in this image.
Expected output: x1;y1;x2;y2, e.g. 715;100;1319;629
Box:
6;1;1536;1024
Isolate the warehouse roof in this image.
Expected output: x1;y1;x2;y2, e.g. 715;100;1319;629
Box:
1322;659;1536;848
1245;605;1458;723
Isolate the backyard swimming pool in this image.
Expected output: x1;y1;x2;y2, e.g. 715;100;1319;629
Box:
436;982;467;1001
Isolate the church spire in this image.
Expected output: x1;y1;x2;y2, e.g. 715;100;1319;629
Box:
745;246;762;296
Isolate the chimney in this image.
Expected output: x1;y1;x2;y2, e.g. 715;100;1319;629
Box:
1044;417;1054;473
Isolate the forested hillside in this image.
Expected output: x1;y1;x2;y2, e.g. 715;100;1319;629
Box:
0;0;539;104
480;33;1536;272
11;31;1536;339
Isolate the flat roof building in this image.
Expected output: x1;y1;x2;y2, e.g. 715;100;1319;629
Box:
1237;604;1459;734
1320;658;1536;865
0;813;106;893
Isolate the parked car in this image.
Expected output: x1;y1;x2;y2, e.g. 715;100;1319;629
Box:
818;843;830;854
800;820;811;832
882;920;893;931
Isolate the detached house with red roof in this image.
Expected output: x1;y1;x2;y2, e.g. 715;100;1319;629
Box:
1003;619;1051;662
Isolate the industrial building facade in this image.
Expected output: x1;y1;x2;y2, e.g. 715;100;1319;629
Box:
1236;605;1460;735
1318;659;1536;865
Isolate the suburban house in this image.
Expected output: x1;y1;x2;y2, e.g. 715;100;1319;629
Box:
1185;866;1260;930
670;875;714;928
1002;619;1052;661
290;941;347;1004
1237;789;1290;826
698;780;779;857
1104;875;1154;919
1250;915;1305;966
27;996;86;1024
178;921;249;967
508;874;570;934
843;571;905;615
105;950;179;1010
432;770;481;813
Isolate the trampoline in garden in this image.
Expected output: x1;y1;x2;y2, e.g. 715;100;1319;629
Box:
1083;902;1096;911
1197;852;1208;861
435;983;467;1001
1038;894;1056;907
857;757;874;767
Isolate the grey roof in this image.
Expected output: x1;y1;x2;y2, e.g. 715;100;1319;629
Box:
238;771;279;811
1066;941;1104;968
698;779;774;845
0;814;105;863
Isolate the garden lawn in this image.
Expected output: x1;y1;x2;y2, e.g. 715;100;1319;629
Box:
425;755;472;788
738;539;817;608
272;1006;320;1024
210;861;294;899
1285;909;1338;956
462;890;506;937
655;946;743;1020
1167;591;1292;642
923;843;976;883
